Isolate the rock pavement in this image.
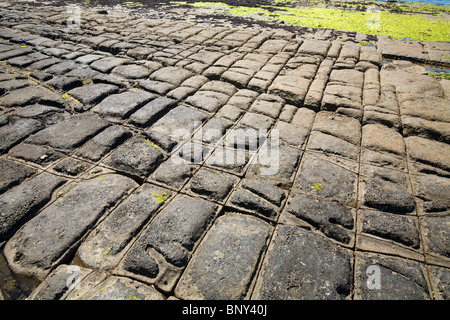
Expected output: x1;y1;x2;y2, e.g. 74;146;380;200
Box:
0;1;449;300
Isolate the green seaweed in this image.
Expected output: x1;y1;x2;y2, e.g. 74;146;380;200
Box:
152;191;170;202
358;41;373;46
123;1;144;7
428;72;450;79
183;2;450;42
139;137;161;149
311;182;324;191
62;92;81;104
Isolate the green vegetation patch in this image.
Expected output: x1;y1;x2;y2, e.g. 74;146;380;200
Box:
179;2;450;42
123;1;144;7
152;191;170;202
428;71;450;79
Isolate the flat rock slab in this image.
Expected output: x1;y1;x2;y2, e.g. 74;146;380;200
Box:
268;70;311;105
360;176;416;214
405;136;450;173
90;57;130;73
411;174;450;212
77;184;172;270
185;90;230;113
149;66;194;86
1;3;450;301
92;90;155;120
0;47;33;60
284;193;354;244
312;111;361;145
0;118;44;154
420;216;450;260
27;264;93;300
51;158;91;177
185;167;239;203
0;173;66;242
119;195;220;292
307;130;359;160
68;83;119;106
175;213;272;299
112;64;151;79
4;174;137;280
252;224;353;299
293;154;358;207
25;114;109;152
362;124;406;156
144;105;208;151
73;276;165;300
358;209;420;249
0;158;36;193
0;86;64;108
75;125;132;162
150;158;197;190
102;136;165;179
8;142;64;167
128;96;175;127
354;253;430;299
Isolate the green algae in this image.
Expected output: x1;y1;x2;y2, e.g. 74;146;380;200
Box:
428;71;450;79
139;136;161;149
180;2;450;42
311;182;324;191
62;92;81;104
271;7;449;41
123;1;144;7
152;191;170;202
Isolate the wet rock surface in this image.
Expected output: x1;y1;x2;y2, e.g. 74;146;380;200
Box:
0;1;449;301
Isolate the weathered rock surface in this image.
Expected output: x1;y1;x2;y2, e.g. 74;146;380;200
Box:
252;225;353;299
4;174;137;280
77;184;172;270
25;114;109;152
0;2;448;301
0;173;66;242
102;136;165;179
118;195;220;292
175;214;272;299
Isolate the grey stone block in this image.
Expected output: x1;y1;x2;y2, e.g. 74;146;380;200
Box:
78;184;172;270
91;90;155;120
175;214;272;299
102;136;165;179
285;193;354;244
354;253;430;299
0;158;37;194
4;174;137;280
25;114;109;152
0;173;66;242
253;225;353;299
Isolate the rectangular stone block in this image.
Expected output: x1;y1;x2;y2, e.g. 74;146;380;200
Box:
102;136;165;179
77;184;172;270
75;125;132;162
129;97;176;127
175;214;272;299
0;118;44;154
0;173;66;242
25;114;109;152
252;225;353;299
0;158;37;193
118;195;220;293
91;90;156;120
4;174;137;280
293;153;358;207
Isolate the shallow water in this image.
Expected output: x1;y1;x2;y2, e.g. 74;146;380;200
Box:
400;0;450;6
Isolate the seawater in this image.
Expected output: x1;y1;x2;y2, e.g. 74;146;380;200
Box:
399;0;450;6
